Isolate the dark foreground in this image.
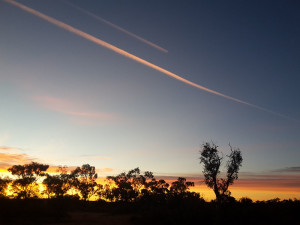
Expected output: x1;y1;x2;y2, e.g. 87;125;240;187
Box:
0;198;299;225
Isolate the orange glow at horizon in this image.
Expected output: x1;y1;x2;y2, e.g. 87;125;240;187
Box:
190;185;300;201
2;0;300;202
146;176;300;201
1;169;299;201
190;179;300;201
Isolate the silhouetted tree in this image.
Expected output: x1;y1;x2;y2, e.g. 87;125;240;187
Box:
106;167;153;202
240;197;253;205
170;177;194;194
199;142;242;202
8;162;49;199
267;197;280;203
139;178;168;204
100;183;114;202
0;176;11;198
71;164;101;201
168;177;202;202
43;166;73;199
147;179;169;194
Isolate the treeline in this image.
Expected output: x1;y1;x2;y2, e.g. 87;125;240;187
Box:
1;162;300;225
0;162;199;202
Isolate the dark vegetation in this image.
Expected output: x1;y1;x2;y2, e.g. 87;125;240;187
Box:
200;142;243;202
0;142;299;224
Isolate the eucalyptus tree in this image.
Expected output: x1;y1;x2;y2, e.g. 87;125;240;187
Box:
8;162;49;199
106;167;153;202
43;166;73;199
199;142;242;202
0;176;11;198
71;164;101;201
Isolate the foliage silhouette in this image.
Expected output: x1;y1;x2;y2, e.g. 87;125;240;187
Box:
199;142;243;202
239;197;253;205
8;162;49;199
0;176;11;198
43;166;73;199
0;160;299;225
71;164;102;201
105;167;153;202
141;178;170;203
170;177;194;194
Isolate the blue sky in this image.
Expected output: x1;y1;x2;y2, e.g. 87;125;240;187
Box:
0;0;299;197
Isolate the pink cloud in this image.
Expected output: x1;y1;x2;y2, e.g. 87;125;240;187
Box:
0;146;36;171
34;96;119;125
46;166;113;174
96;168;114;173
0;146;21;152
154;171;300;192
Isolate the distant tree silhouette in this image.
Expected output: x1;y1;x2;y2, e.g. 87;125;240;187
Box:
240;197;253;205
143;178;170;202
106;167;153;202
267;197;281;203
168;177;202;202
0;176;11;198
8;162;49;199
43;166;73;199
170;177;194;194
71;164;101;201
199;142;242;202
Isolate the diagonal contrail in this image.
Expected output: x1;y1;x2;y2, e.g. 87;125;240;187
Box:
61;0;168;53
4;0;299;123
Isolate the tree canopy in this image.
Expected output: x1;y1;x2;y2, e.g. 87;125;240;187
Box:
2;163;199;203
199;142;243;202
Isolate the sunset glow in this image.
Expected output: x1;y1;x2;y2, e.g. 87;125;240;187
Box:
1;0;299;204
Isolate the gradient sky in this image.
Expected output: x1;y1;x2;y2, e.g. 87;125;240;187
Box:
1;0;299;200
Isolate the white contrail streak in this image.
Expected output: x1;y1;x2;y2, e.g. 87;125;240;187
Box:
5;0;299;123
62;0;168;53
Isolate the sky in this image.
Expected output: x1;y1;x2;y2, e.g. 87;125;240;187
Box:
0;0;299;200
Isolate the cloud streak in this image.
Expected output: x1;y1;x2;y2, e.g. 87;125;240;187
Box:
34;96;118;125
96;168;114;173
0;133;10;146
0;146;36;171
46;166;112;173
5;0;298;123
271;167;300;173
155;173;300;201
0;146;21;152
156;171;300;189
62;0;168;53
0;146;114;174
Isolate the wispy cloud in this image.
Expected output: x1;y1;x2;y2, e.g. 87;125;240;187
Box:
5;0;298;123
0;133;10;146
46;166;77;173
62;0;168;53
271;167;300;173
34;96;119;125
0;153;35;166
0;146;36;171
0;146;21;152
155;171;300;190
96;168;114;173
46;165;113;174
235;177;300;189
